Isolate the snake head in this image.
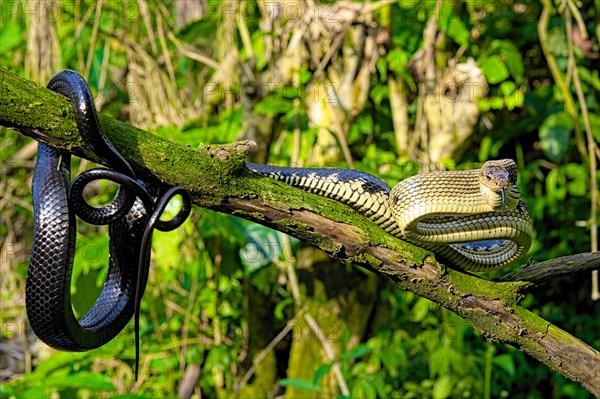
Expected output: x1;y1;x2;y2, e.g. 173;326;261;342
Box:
480;164;511;210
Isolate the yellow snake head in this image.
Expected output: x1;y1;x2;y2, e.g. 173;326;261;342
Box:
479;161;519;211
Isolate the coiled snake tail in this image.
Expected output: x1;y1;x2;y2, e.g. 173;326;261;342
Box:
27;70;191;379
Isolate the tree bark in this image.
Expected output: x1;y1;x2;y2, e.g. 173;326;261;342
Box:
1;68;599;396
499;253;600;284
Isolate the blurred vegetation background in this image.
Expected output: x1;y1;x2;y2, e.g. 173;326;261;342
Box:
0;0;599;398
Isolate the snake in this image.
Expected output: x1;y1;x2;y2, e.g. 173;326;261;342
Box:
27;70;531;374
247;160;533;271
27;70;191;376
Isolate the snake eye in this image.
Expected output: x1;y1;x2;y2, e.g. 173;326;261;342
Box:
486;174;492;181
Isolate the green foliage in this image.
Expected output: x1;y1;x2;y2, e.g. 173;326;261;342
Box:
539;111;574;162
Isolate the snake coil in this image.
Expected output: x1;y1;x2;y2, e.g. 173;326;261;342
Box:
27;70;533;380
247;160;533;271
27;70;191;376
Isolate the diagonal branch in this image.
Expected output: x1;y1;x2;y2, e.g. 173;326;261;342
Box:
499;253;600;284
1;68;599;395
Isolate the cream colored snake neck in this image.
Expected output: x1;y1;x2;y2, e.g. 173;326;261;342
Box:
248;159;533;271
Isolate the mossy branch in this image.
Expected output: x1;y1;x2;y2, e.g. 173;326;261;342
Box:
499;253;600;284
1;68;599;395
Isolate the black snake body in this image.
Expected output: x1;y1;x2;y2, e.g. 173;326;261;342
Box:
27;71;191;368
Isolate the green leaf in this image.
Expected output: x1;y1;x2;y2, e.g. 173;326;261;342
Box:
369;84;388;107
436;2;469;47
492;354;516;377
72;265;104;317
71;231;108;294
489;96;505;109
376;57;388;81
496;41;525;84
410;297;432;322
432;375;454;399
504;87;524;110
341;344;372;360
45;372;115;391
445;18;470;47
546;168;567;202
27;352;87;377
351;377;377;399
564;163;588;197
478;136;493;161
387;48;410;76
380;345;408;373
175;17;219;45
0;384;15;398
152;217;188;267
356;114;374;135
539;112;574;163
21;387;46;399
299;68;312;84
313;364;333;384
151;354;179;373
547;28;568;56
499;81;516;97
367;373;388;398
429;344;452;377
278;378;322;392
255;96;294;117
0;22;22;53
480;55;510;84
205;345;233;371
274;296;294;320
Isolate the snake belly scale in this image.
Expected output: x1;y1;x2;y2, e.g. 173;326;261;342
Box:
247;160;533;271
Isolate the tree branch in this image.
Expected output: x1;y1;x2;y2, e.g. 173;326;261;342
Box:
1;68;599;395
499;253;600;284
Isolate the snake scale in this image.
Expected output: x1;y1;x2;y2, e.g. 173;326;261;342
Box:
247;161;533;271
27;70;191;376
27;70;532;370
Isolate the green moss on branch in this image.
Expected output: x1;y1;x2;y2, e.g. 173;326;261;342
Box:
1;68;599;396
